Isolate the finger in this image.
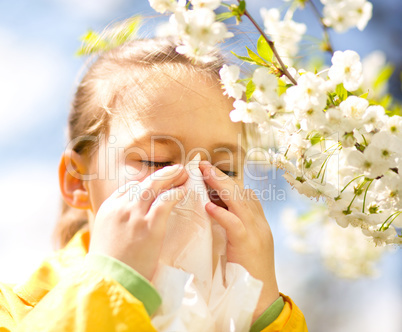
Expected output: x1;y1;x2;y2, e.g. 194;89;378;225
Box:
205;201;246;245
245;188;263;214
145;186;187;238
199;161;251;221
136;164;188;214
242;188;268;227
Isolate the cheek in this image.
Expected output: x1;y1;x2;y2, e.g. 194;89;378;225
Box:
116;164;151;186
87;165;150;215
87;177;119;215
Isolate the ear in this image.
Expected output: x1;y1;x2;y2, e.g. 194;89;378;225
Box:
59;149;92;210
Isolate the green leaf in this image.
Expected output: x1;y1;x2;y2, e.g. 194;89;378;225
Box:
80;30;98;43
374;64;394;90
114;16;142;44
246;80;256;100
231;51;259;64
216;11;235;22
380;94;393;109
228;1;246;23
76;30;108;56
304;159;312;169
309;132;322;145
277;79;288;96
335;83;347;102
238;0;246;14
246;47;266;66
359;91;369;99
327;92;337;107
257;35;273;63
76;15;142;56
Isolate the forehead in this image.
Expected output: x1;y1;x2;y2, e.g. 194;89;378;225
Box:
108;69;244;154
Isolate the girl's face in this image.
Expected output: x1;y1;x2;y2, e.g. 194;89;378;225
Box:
82;71;245;221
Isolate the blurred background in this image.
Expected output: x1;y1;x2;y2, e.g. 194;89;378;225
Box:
0;0;401;331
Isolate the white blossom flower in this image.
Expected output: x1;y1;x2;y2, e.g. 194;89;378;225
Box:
323;107;345;137
348;0;373;31
322;0;373;33
299;108;326;132
284;72;329;114
154;21;178;37
252;67;279;105
260;8;306;66
367;131;400;167
340;96;368;119
191;0;221;10
328;50;363;91
325;107;342;124
149;0;184;14
339;96;368;131
345;212;378;229
257;117;283;134
275;153;298;174
374;171;402;210
339;132;356;148
172;8;234;60
308;178;340;199
382;115;402;138
362;105;386;132
362;226;397;246
281;67;306;84
346;147;388;179
219;64;246;99
230;100;267;124
283;173;322;199
289;135;313;159
328;192;359;228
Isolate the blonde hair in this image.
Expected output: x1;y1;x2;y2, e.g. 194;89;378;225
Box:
53;37;260;249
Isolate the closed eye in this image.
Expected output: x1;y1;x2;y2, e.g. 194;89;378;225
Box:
140;160;172;168
139;160;238;177
222;170;238;177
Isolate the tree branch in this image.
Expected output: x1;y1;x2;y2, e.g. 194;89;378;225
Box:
307;0;334;54
242;8;297;85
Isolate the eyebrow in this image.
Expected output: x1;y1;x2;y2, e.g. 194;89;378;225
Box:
124;133;246;157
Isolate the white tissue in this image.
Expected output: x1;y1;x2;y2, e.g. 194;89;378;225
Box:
151;153;263;332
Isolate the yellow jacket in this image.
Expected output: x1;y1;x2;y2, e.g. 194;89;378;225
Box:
0;229;308;331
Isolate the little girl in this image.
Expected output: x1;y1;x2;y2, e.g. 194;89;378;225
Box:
0;37;307;331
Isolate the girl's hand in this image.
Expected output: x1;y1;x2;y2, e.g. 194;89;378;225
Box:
88;164;188;281
199;160;280;322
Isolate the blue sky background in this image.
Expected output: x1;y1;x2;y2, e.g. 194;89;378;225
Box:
0;1;401;331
